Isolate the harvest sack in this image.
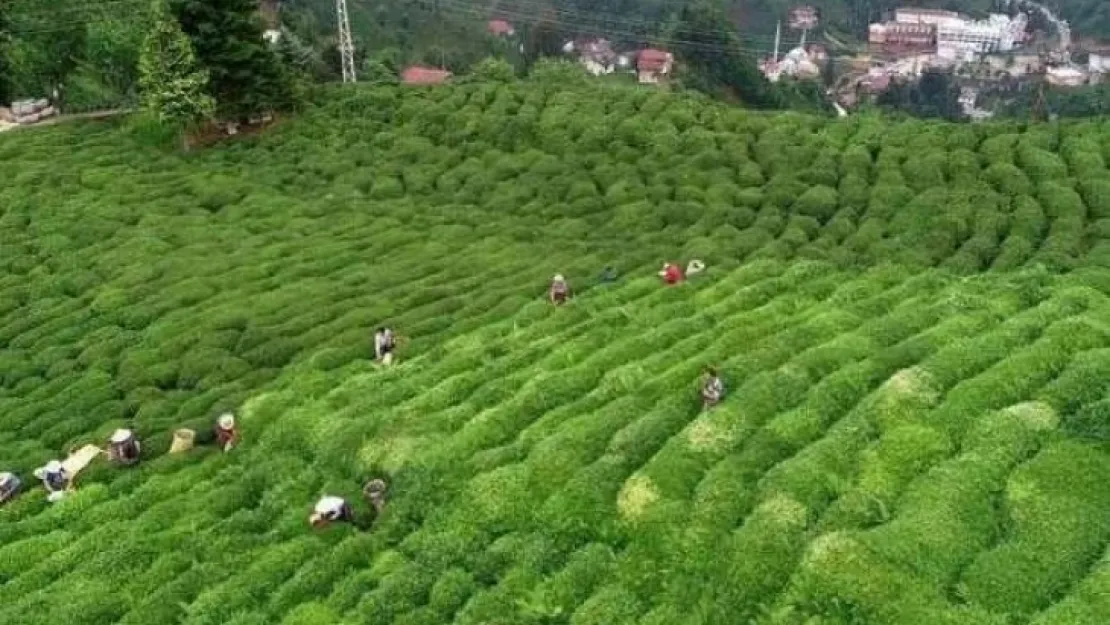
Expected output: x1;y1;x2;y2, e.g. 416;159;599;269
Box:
62;445;103;477
170;429;196;454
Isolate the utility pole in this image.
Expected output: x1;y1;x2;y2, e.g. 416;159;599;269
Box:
336;0;357;83
773;20;781;63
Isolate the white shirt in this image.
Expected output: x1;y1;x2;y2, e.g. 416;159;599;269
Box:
375;331;393;350
314;496;346;518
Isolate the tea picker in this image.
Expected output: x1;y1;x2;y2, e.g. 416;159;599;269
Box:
374;327;397;365
598;265;618;284
659;262;684;285
701;367;724;410
0;472;21;504
107;428;141;466
33;460;71;503
549;274;571;306
215;413;240;452
309;495;356;528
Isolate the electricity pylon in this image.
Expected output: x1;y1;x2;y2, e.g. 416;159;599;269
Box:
336;0;356;83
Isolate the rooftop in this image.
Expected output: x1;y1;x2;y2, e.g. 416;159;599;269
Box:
487;19;514;36
638;49;673;72
401;66;452;85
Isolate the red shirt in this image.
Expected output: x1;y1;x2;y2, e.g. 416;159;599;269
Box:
663;264;684;284
216;426;239;448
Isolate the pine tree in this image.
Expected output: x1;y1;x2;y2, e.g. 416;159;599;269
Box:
139;1;216;149
169;0;295;120
0;0;10;105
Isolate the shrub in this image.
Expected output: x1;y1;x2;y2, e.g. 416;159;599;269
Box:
793;185;839;223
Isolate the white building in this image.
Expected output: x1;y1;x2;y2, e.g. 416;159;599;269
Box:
894;8;964;29
935;13;1027;62
892;8;1027;63
1046;65;1087;87
761;46;821;82
1090;53;1110;75
566;39;619;76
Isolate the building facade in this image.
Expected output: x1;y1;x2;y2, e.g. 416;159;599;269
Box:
869;22;936;52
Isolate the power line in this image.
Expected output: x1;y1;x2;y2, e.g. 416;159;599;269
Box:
344;0;781;49
8;0;149;36
361;0;782;58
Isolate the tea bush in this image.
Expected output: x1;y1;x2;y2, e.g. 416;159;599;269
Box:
2;82;1110;625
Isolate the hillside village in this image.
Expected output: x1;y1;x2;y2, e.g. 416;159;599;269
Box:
397;24;674;87
412;3;1109;120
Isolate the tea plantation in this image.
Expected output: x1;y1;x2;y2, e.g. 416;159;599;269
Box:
3;82;1110;625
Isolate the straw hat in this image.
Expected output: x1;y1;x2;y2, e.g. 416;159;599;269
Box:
110;428;132;444
553;274;565;282
45;460;62;474
218;413;235;430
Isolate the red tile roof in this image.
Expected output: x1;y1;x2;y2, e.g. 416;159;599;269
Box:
487;19;513;35
637;49;672;72
401;66;452;85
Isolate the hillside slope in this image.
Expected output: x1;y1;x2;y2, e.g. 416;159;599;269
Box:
2;83;1110;625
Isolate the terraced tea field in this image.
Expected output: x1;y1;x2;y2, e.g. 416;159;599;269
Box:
2;83;1110;625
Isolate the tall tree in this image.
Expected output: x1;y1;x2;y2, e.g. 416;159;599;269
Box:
877;68;962;121
521;8;564;70
139;1;216;148
0;0;11;104
6;0;88;104
169;0;295;119
670;0;778;109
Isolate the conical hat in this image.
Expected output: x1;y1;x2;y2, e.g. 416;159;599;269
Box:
45;460;62;473
218;413;235;429
110;429;132;443
553;274;564;282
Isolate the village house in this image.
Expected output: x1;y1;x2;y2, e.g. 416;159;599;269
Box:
573;39;619;75
401;66;452;85
869;22;936;53
858;68;892;93
789;5;819;30
1090;52;1110;76
487;19;514;37
871;8;1026;61
1045;65;1087;87
636;49;673;84
761;46;822;82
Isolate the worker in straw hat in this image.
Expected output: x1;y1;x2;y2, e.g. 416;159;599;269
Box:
309;495;355;528
214;413;240;452
107;428;141;466
0;472;22;505
549;274;570;306
374;327;397;365
33;460;71;502
659;262;684;285
701;366;724;410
